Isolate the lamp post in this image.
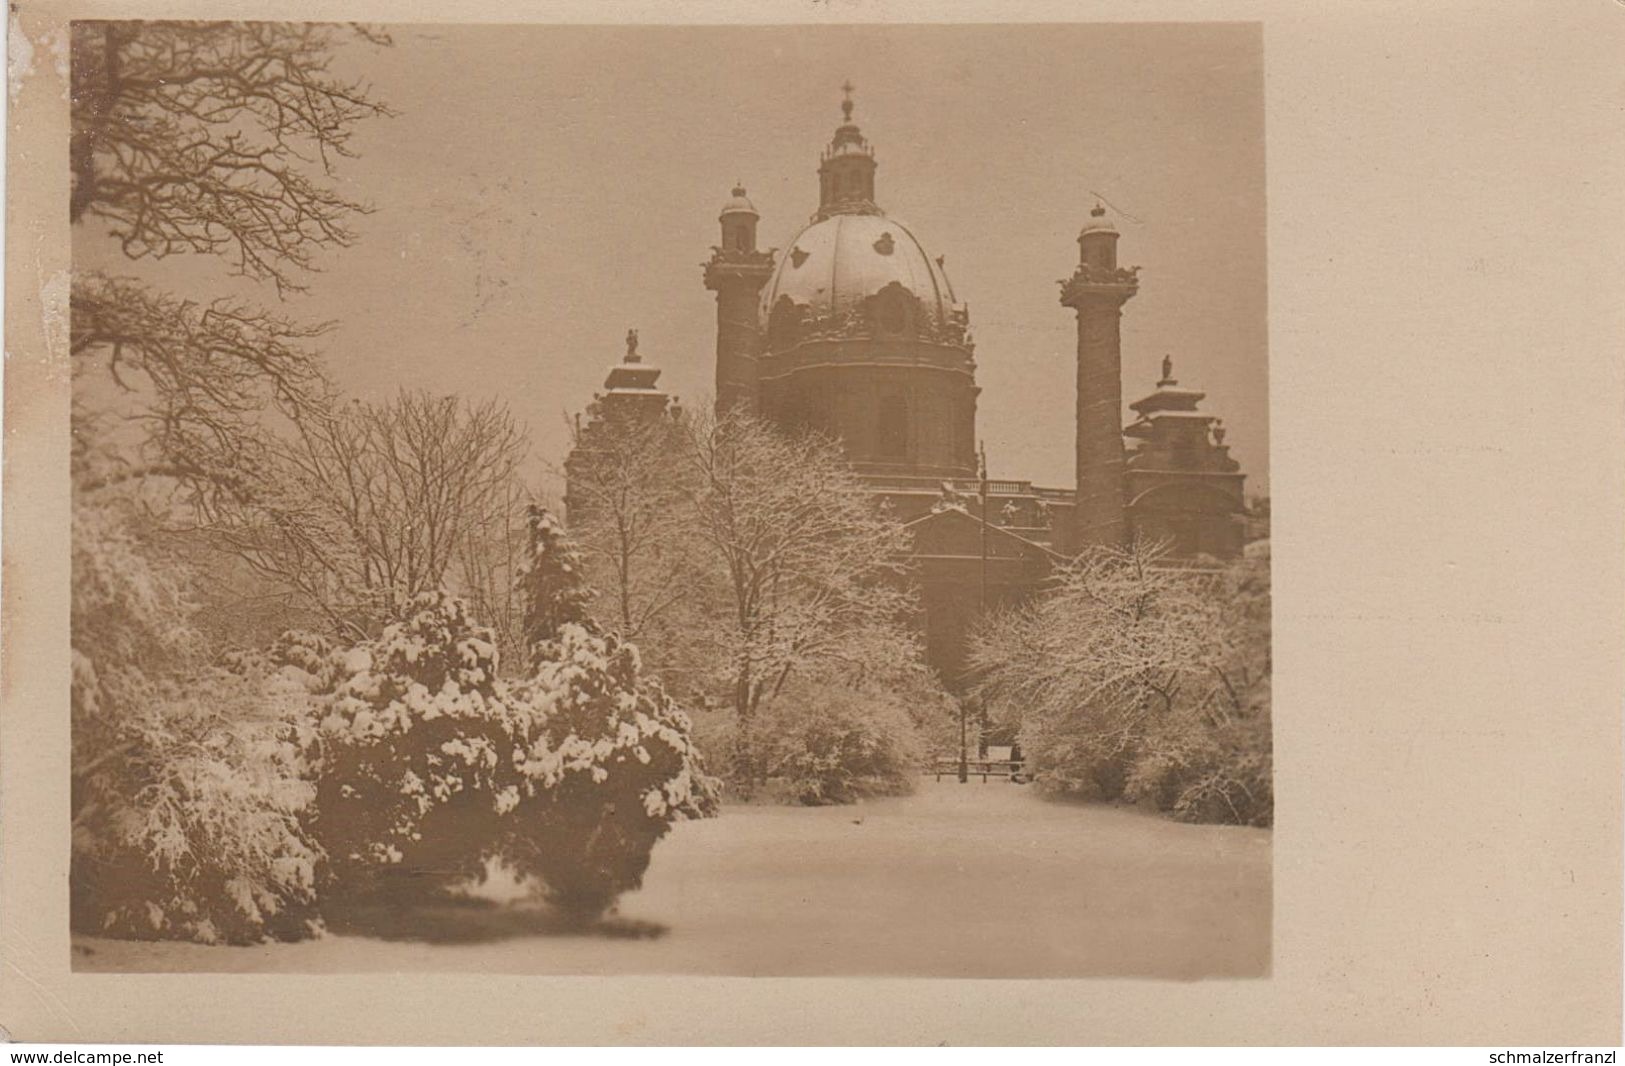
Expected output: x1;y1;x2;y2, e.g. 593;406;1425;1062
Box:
956;444;992;785
958;703;968;784
977;441;990;764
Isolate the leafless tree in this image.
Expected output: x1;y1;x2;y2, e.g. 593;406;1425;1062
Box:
70;21;390;509
207;391;531;640
70;272;330;503
454;476;539;670
70;20;393;294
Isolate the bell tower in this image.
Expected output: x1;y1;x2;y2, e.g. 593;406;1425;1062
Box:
703;184;775;413
1060;204;1139;551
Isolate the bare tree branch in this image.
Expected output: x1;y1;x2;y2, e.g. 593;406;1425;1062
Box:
71;20;394;294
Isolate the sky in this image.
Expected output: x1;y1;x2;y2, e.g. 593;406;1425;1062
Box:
78;22;1267;497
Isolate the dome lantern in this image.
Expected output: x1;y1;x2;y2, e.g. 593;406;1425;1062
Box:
1078;202;1122;271
718;182;761;254
815;81;880;221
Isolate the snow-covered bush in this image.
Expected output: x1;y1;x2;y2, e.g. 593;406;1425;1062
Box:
754;680;926;805
1127;710;1272;826
506;624;719;919
71;499;322;944
500;509;718;920
1123;541;1273;826
71;666;323;944
305;591;516;901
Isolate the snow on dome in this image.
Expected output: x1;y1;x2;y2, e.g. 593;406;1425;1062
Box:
720;184;758;219
758;212;960;329
1079;203;1120;237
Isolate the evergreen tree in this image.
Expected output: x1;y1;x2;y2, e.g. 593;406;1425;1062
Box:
506;509;718;921
517;505;595;658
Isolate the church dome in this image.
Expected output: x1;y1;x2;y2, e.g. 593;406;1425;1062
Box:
758;212;962;331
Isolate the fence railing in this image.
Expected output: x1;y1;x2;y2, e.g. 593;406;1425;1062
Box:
929;756;1028;783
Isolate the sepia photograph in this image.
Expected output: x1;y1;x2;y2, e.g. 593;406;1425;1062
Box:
6;0;1622;1047
62;19;1273;978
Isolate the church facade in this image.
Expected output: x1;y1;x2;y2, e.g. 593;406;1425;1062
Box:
572;89;1249;686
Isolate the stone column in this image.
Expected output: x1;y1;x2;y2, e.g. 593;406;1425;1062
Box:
704;259;772;413
1059;248;1138;552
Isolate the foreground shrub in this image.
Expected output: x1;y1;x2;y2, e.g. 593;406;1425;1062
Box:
506;623;719;920
71;666;324;944
502;507;719;920
71;499;321;943
303;565;718;921
753;680;926;805
304;591;516;902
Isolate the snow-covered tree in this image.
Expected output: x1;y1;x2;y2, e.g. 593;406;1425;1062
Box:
71;497;323;943
561;409;725;698
1126;541;1272;825
516;506;595;659
676;409;917;787
968;538;1272;825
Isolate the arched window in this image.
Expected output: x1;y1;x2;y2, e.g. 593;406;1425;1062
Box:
878;394;909;459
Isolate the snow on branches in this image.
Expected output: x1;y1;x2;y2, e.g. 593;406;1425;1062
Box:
506;622;720;918
968;537;1272;825
71;498;323;944
303;553;716;918
679;410;917;722
305;591;515;895
517;505;596;659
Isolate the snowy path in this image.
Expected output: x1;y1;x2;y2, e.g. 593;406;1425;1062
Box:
75;781;1271;978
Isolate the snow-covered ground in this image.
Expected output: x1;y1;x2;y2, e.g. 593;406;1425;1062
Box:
75;781;1271;978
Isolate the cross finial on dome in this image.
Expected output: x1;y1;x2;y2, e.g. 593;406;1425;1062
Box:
841;80;856;122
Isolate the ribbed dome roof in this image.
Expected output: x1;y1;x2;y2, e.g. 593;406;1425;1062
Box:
759;213;961;327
